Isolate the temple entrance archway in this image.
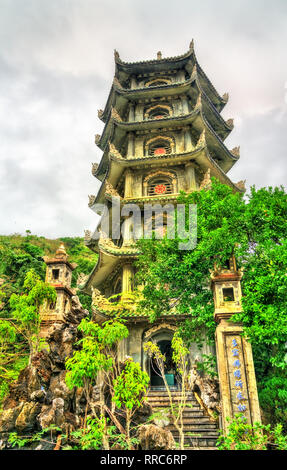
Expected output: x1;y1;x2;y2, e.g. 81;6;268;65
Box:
142;324;178;388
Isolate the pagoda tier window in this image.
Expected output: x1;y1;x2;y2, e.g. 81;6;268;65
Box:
147;178;173;196
145;104;172;121
111;276;122;302
222;287;235;302
148;139;172;156
52;269;59;280
145;77;171;87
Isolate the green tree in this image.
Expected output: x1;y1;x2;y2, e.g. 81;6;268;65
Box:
65;318;129;449
136;179;287;426
216;414;287;450
9;270;56;359
144;332;189;450
113;358;149;448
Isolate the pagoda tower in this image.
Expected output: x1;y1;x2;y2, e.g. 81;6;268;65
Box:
84;41;245;298
39;243;77;335
83;43;260;441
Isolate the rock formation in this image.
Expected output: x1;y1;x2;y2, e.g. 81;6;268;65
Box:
0;296;89;449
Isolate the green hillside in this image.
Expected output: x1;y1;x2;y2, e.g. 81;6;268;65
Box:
0;232;98;404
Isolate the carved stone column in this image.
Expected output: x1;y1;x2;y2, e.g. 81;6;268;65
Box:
180;95;189;114
183;126;193;151
130;76;137;89
185;162;197;191
127;132;135;158
212;264;261;434
128;102;135;122
122;263;134;302
124;169;133;198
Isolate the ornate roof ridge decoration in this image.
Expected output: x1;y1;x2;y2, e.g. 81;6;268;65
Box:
113;76;123;89
114;49;120;61
84;230;92;242
191;63;197;79
98;236;140;256
92;286;111;312
235;180;246;192
230;146;240;157
88;195;97;207
108;141;124;159
91;162;99;176
104;181;121;198
195;92;202;110
202;147;245;193
111;106;122;121
95;134;101;146
196;129;206;149
222;92;229;103
114;45;194;66
199;168;212;190
97;109;104;121
199;111;239;163
226;118;234;129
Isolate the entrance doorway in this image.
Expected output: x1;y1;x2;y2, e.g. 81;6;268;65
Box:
150;339;177;387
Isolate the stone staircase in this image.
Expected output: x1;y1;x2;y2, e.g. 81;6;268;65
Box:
147;388;219;450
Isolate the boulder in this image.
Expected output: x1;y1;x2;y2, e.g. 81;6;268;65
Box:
137;424;176;450
15;401;42;432
30;389;46;403
0;402;24;432
38;398;65;430
49;371;74;411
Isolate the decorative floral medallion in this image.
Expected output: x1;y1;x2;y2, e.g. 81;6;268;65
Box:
154;184;167;194
154;147;166;155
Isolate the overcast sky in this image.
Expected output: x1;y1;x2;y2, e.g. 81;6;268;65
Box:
0;0;287;238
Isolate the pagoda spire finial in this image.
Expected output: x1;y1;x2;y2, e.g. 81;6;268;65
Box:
230;146;240;157
226;118;234;129
114;49;120;61
191;63;197;78
196;128;206;149
157;51;162;60
55;242;68;260
222;92;229;103
195;92;202;110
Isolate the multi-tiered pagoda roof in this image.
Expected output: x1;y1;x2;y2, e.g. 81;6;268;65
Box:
83;42;244;295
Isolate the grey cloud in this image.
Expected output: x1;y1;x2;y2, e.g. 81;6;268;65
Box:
0;0;286;237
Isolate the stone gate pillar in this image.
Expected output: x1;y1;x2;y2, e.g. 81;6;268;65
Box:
211;258;261;434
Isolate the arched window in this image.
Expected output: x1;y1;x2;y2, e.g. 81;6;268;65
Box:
145;78;171;87
145;104;171;120
111;276;122;302
148;138;172;156
147;177;173;196
143;170;177;197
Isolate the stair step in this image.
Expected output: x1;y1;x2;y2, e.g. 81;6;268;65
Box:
147;390;189;397
146;389;220;450
149;398;198;403
184;447;218;451
167;421;217;432
151;404;201;410
177;439;219;447
172;429;219;435
168;420;218;427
